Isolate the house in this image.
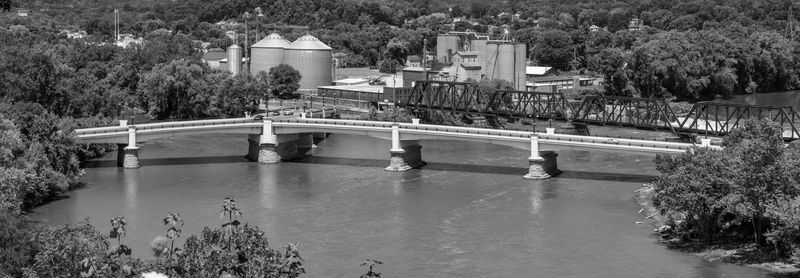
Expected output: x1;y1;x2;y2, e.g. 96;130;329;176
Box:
628;18;645;31
16;9;28;17
406;56;422;67
589;25;601;32
116;34;143;48
202;48;227;69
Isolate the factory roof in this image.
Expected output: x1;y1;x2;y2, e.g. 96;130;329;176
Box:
252;33;291;48
526;66;554;76
287;34;332;50
318;85;384;94
460;62;483;69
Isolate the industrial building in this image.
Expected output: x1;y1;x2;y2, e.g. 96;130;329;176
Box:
430;32;527;91
221;33;334;95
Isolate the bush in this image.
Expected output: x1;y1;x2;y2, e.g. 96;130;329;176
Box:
155;224;304;277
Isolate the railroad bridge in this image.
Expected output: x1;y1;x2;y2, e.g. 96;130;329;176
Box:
400;81;800;140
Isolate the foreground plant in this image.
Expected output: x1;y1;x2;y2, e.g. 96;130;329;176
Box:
109;216;132;256
360;259;383;278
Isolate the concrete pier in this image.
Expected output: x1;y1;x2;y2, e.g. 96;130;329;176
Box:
115;126;140;169
122;147;140;169
246;119;298;163
385;124;425;171
523;151;561;179
385;141;425;172
297;133;317;149
247;134;298;163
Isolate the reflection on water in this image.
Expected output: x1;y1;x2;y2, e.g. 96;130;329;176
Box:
722;91;800;108
32;134;770;277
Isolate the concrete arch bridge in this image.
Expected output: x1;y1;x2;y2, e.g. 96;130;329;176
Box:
74;118;715;179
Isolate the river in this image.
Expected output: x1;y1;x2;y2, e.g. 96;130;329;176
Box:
29;132;775;277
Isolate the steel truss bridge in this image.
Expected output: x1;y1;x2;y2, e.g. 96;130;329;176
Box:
400;81;800;140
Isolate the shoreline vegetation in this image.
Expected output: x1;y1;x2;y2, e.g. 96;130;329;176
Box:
635;119;800;275
637;185;800;274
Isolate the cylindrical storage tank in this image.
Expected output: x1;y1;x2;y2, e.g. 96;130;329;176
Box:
250;33;290;76
227;44;242;75
472;39;487;72
285;34;333;94
514;43;527;91
496;43;516;85
484;42;500;80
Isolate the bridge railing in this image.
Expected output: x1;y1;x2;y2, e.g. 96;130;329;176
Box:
539;133;707;151
74;126;128;136
135;118;257;131
274;118;395;128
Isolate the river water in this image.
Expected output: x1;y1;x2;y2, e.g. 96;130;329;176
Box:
30;132;774;277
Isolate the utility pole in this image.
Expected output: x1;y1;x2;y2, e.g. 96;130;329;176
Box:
244;12;250;71
423;38;429;82
114;9;119;42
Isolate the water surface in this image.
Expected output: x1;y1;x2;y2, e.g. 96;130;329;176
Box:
32;134;770;277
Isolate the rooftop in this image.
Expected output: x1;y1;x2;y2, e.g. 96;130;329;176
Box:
252;33;291;48
526;66;554;76
287;34;332;50
318;85;384;94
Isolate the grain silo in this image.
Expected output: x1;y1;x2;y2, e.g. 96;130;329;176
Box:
484;42;500;80
250;33;290;75
227;44;242;75
436;34;460;64
514;43;527;91
497;43;516;86
285;34;333;94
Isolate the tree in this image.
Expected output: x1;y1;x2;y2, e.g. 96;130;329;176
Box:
653;148;734;244
385;37;410;65
593;48;629;95
268;64;301;99
378;59;401;74
532;30;574;71
137;59;214;119
723;118;798;246
214;73;268;117
0;0;11;12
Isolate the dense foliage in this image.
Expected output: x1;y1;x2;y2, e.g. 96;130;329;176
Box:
6;0;800;101
653;119;800;258
0;198;305;277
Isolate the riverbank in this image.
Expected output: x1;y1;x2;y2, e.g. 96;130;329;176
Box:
635;184;800;275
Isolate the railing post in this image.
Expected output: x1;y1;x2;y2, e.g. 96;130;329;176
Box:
391;124;402;151
127;126;137;148
700;138;711;147
529;134;541;160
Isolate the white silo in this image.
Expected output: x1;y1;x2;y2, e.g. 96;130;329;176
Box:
250;33;290;75
285;34;333;94
227;44;242;75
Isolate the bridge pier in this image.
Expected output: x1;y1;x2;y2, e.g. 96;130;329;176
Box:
116;126;140;169
523;135;561;179
385;124;425;171
247;119;298;163
297;133;317;149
